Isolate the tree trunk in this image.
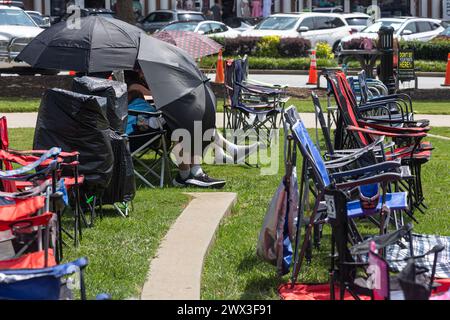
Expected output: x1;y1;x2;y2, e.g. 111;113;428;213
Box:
116;0;136;24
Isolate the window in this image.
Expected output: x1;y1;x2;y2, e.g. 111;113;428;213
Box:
345;18;370;27
163;22;197;32
299;17;315;30
431;23;441;30
255;17;300;30
145;12;173;23
417;21;433;33
210;23;227;33
402;22;417;34
0;9;36;27
330;17;345;28
178;13;205;21
198;23;212;34
314;16;332;30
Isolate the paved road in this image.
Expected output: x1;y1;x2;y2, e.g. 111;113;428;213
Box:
205;73;447;90
3;112;450;129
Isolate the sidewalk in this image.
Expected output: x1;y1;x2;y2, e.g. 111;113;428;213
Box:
3;112;450;129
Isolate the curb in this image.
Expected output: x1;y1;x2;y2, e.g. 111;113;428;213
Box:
140;192;237;300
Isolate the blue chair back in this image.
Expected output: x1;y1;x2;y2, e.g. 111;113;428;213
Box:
0;258;88;300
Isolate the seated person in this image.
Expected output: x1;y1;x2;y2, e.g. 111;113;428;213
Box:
126;90;162;135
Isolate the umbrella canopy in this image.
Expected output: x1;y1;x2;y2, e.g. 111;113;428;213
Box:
17;16;143;73
137;34;216;151
152;31;222;60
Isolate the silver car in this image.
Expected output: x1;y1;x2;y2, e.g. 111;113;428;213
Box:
0;5;45;73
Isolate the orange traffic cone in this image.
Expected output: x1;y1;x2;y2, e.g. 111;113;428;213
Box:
215;49;224;84
442;53;450;87
69;70;76;76
307;49;318;85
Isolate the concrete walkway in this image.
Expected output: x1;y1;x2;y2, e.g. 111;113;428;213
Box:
140;192;237;300
3;112;450;129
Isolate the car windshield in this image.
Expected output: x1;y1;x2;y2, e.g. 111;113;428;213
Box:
163;22;197;31
177;13;204;21
362;20;402;33
255;16;299;30
0;9;36;26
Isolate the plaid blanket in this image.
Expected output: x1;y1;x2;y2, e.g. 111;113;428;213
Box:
386;233;450;279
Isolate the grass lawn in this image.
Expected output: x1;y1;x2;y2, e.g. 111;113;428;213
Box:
201;128;450;300
2;97;450;115
6;126;450;300
7;128;189;300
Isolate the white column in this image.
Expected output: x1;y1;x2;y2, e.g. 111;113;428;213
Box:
105;0;111;9
421;0;428;17
298;0;303;11
149;0;156;12
161;0;169;10
274;0;281;12
33;0;42;13
410;0;416;16
344;0;350;13
306;0;312;11
283;0;291;12
432;1;440;18
45;0;51;15
236;0;242;17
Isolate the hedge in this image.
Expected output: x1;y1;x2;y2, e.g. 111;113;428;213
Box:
400;39;450;61
199;56;447;72
211;36;312;58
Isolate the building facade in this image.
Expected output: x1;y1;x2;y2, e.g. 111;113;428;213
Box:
21;0;449;19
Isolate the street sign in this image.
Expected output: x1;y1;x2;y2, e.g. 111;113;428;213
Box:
398;49;415;82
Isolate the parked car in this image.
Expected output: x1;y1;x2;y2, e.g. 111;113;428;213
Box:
224;16;262;32
241;13;352;50
137;10;206;33
342;13;371;33
26;10;51;28
433;24;450;38
339;17;445;48
160;20;240;38
312;6;344;13
0;5;49;73
0;0;23;9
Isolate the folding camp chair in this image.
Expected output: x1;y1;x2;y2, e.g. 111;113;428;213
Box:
0;149;64;263
127;110;173;188
223;59;284;144
0;117;85;247
324;71;432;213
326;188;444;300
0;257;92;300
284;107;410;285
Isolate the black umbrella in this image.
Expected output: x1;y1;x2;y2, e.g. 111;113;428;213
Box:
17;16;143;73
137;34;216;153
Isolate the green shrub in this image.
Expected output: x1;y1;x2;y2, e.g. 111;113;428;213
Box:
400;40;450;61
315;42;334;59
255;35;281;57
278;37;311;57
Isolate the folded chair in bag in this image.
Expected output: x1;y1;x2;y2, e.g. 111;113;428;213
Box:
33;89;115;228
284;107;410;285
127;110;172;188
223;59;283;144
72;76;128;134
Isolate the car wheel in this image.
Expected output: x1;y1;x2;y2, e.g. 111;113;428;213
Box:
332;41;341;54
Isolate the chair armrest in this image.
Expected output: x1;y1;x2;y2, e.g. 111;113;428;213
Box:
330;160;401;180
347;126;427;138
128;110;162;117
358;121;430;133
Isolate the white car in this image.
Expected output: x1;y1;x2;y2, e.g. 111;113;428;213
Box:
342;13;371;33
0;5;44;72
340;17;445;46
240;13;352;50
160;20;241;39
